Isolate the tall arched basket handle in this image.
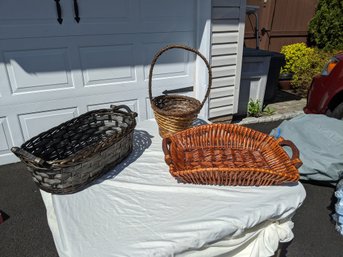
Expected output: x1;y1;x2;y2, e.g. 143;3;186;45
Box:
148;44;212;109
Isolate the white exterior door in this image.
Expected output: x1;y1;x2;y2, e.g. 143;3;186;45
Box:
0;0;209;165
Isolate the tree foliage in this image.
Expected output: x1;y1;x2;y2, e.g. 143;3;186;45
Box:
308;0;343;51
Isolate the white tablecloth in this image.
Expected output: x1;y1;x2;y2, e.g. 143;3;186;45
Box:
41;120;306;257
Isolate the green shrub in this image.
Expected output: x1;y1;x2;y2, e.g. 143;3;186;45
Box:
280;43;333;97
291;48;332;96
308;0;343;51
280;43;315;75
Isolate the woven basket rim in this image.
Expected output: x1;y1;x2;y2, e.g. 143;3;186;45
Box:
151;95;202;117
168;123;275;145
15;107;137;166
169;166;299;181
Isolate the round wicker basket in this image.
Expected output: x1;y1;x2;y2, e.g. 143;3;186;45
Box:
149;44;212;138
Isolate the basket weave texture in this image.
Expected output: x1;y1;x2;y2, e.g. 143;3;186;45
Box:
149;44;212;138
11;105;137;194
162;124;302;186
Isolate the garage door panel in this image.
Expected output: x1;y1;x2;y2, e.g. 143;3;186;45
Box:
0;0;73;39
18;108;79;140
139;0;195;32
0;0;195;39
79;44;136;87
4;48;73;94
142;37;195;79
143;46;191;79
0;0;59;26
70;0;136;35
0;36;140;103
141;0;194;19
0;63;7;98
0;117;12;153
0;81;141;108
77;0;131;21
0;0;55;21
87;99;139;113
0;0;133;38
145;98;154;120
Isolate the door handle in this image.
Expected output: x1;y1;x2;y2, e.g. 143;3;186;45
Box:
73;0;80;23
55;0;63;24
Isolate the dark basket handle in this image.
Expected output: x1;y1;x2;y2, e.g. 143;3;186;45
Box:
148;44;212;109
11;147;45;166
162;137;173;165
278;139;303;168
110;105;137;118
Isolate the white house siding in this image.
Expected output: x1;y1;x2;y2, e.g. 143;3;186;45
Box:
209;0;246;118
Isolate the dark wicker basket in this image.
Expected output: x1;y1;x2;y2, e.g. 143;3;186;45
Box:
162;124;302;186
149;44;212;138
11;105;137;194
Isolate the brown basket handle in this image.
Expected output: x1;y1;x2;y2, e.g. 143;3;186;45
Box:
278;139;303;168
11;147;45;166
110;104;137;118
148;44;212;109
162;137;173;165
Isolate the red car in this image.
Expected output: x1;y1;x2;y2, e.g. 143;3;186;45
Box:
304;52;343;120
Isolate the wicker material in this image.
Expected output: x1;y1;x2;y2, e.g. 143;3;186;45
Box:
11;105;137;194
162;124;302;186
149;44;212;138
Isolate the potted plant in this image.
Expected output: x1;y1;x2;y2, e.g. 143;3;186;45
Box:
278;72;293;90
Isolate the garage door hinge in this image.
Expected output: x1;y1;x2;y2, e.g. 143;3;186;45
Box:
55;0;63;24
73;0;80;23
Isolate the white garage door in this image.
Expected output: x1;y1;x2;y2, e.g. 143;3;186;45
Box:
0;0;209;165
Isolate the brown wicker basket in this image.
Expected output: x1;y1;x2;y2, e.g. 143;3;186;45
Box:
11;105;137;194
162;124;302;186
149;44;212;138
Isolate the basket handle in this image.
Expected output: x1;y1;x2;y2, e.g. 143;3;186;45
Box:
162;137;172;165
11;147;45;166
111;105;137;118
278;139;303;168
148;44;212;109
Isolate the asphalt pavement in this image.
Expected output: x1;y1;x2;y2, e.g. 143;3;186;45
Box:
1;119;343;257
